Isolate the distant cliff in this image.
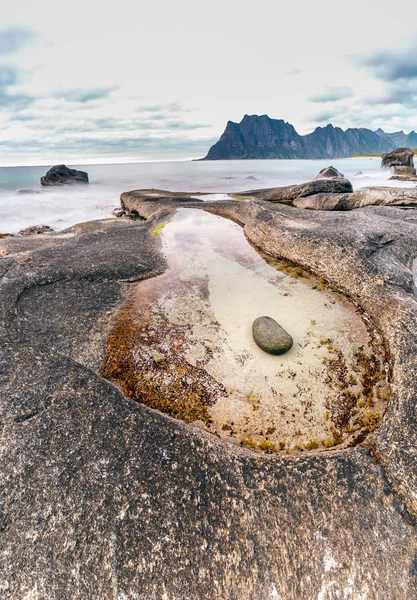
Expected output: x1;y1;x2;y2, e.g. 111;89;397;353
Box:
202;115;417;160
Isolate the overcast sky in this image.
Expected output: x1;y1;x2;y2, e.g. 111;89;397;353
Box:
1;0;417;165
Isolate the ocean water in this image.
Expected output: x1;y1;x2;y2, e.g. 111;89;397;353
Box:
0;158;415;234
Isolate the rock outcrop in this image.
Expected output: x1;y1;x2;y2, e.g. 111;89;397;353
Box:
40;164;89;186
243;178;354;204
381;147;415;169
202;115;410;160
315;166;344;179
120;183;417;214
2;194;417;598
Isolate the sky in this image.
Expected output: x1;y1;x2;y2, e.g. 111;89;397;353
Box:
1;0;417;165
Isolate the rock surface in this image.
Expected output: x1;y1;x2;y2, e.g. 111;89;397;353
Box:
40;164;89;186
389;165;417;181
315;166;344;179
381;147;415;168
242;178;354;204
119;184;417;214
2;194;417;598
252;316;293;354
291;187;417;210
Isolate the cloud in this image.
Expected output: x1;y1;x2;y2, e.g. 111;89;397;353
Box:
0;65;18;87
0;93;34;111
285;68;302;76
0;65;36;112
310;86;354;103
361;79;417;108
136;101;189;114
24;115;210;134
8;112;39;122
308;109;341;124
0;133;217;159
52;86;118;103
0;27;36;55
356;45;417;82
306;99;414;132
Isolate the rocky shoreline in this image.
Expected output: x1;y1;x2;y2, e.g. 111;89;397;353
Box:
1;186;417;598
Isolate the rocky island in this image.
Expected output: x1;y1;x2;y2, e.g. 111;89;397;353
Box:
40;164;89;186
1;172;417;598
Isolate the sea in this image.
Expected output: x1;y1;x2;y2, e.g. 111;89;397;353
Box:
0;157;415;234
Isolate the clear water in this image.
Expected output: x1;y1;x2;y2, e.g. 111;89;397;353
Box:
102;208;389;452
0;158;414;233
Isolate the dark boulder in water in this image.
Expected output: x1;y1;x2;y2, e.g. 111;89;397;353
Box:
381;147;414;169
40;164;89;186
315;166;344;179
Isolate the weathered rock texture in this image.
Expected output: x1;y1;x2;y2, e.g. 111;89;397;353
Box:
1;192;417;598
315;166;344;179
381;147;415;169
40;164;89;186
389;166;417;182
228;182;417;211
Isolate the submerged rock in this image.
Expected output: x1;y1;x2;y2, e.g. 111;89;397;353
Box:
389;165;417;181
315;166;344;179
18;225;55;236
40;164;89;186
252;316;293;354
381;147;414;168
18;188;42;195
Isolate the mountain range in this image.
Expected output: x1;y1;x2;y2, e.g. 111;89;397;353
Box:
202;115;417;160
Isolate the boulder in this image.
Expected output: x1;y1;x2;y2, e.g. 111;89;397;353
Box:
315;166;344;179
389;166;417;181
243;178;353;204
381;147;414;169
40;164;89;186
392;166;416;176
292;187;417;210
252;316;293;354
18;225;55;236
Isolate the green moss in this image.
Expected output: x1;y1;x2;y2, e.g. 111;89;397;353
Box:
152;223;167;236
304;440;319;450
241;435;257;449
258;437;277;452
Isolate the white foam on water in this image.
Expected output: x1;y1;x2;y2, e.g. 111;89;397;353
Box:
0;158;415;233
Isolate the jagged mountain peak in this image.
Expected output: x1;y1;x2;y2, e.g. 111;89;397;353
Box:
202;115;403;160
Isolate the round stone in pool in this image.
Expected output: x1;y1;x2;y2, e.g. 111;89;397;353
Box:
252;316;293;355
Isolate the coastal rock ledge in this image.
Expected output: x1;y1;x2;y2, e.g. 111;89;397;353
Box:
1;191;417;599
